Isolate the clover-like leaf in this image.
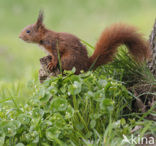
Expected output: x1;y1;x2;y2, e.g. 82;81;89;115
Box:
51;98;68;112
46;127;61;141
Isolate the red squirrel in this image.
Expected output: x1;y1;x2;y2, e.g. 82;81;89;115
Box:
19;11;151;74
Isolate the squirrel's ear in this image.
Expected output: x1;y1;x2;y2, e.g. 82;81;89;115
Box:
36;10;44;30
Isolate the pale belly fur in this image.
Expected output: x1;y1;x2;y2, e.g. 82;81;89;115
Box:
39;45;50;55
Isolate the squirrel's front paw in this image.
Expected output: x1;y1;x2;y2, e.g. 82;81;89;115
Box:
47;61;57;71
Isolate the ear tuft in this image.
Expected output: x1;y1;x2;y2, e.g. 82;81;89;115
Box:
36;10;44;29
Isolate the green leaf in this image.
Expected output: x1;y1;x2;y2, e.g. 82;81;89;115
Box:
100;98;114;112
75;123;84;130
51;98;68;112
50;113;66;128
65;105;74;119
15;143;25;146
17;114;31;125
0;121;17;137
101;98;113;106
120;118;126;125
32;108;44;118
46;127;61;141
0;133;5;146
90;120;96;129
68;81;82;95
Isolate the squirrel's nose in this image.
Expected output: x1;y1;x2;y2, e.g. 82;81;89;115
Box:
19;33;23;39
19;35;22;39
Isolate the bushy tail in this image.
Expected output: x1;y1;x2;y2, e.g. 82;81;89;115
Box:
89;23;151;69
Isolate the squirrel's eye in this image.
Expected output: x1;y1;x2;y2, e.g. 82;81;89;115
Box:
26;30;30;33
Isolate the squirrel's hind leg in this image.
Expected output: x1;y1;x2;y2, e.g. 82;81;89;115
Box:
61;54;80;74
61;53;89;74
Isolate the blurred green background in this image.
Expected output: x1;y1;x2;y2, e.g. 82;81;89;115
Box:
0;0;156;82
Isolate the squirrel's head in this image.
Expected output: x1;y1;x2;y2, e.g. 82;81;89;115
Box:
19;11;46;43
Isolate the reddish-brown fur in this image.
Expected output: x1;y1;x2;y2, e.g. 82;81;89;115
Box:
19;12;151;74
90;23;151;68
